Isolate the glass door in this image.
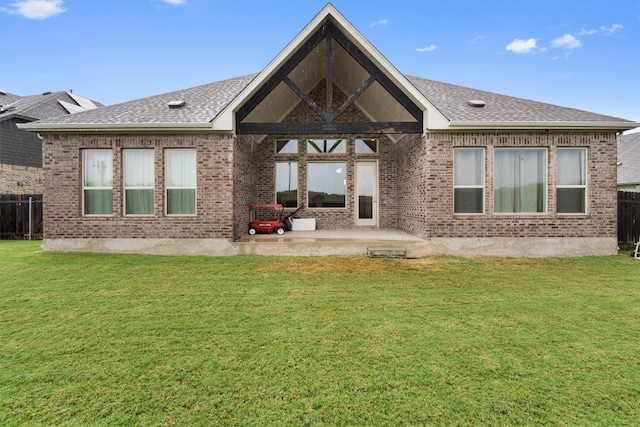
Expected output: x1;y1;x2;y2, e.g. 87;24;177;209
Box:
356;161;378;226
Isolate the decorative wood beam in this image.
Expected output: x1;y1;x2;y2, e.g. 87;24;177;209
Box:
236;25;327;122
282;76;330;122
326;21;423;122
237;121;422;135
330;75;375;122
325;35;334;119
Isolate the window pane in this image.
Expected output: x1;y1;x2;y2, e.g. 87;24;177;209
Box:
356;139;377;154
84;190;113;215
167;189;196;215
124;149;154;187
308;162;346;208
84;150;112;187
557;188;586;214
276;162;298;208
276;139;298;154
454;149;483;186
83;150;113;215
124;149;154;215
455;188;483;214
166;149;196;215
307;139;346;154
166;149;196;187
126;189;154;215
494;149;546;213
558;149;585;186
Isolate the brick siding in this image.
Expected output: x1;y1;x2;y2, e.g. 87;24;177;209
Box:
42;133;237;240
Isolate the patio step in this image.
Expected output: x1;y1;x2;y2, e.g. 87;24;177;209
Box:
367;247;407;259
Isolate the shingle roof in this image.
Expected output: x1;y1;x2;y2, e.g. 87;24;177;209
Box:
0;91;103;121
25;72;635;130
32;75;258;125
405;76;630;123
618;132;640;185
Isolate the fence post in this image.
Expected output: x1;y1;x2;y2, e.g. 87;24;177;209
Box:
28;196;32;241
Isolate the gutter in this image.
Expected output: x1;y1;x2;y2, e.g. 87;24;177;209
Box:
446;121;640;131
16;122;228;133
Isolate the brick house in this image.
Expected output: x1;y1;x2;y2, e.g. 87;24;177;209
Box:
1;90;100;195
618;132;640;192
21;5;639;257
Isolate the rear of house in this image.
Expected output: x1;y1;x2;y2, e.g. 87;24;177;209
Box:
21;5;638;257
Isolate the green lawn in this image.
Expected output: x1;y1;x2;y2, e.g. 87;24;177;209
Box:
1;241;639;426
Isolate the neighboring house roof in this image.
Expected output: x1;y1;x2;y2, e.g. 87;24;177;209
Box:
0;91;102;122
618;132;640;185
18;4;639;133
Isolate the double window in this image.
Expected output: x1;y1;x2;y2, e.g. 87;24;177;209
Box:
454;148;484;214
124;149;154;215
165;149;197;215
83;150;113;215
557;148;587;214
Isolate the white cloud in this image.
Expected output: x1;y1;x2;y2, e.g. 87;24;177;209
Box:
602;23;623;34
470;35;485;45
552;34;581;49
369;19;388;28
576;28;598;36
2;0;65;20
152;0;185;5
505;38;543;54
416;44;437;53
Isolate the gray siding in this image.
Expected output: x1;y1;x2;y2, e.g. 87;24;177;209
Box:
0;118;42;168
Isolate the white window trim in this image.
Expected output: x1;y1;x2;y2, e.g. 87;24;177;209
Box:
307;161;347;209
453;148;485;215
82;149;113;216
493;147;548;215
123;149;155;216
307;139;346;154
164;148;197;216
557;147;588;215
275;161;299;208
276;139;299;154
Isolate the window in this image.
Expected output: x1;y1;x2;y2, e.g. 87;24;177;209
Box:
308;162;346;208
454;148;484;214
165;149;196;215
307;139;346;154
276;162;298;208
83;149;113;215
276;139;298;154
494;149;547;213
124;149;154;215
356;139;377;154
557;148;586;214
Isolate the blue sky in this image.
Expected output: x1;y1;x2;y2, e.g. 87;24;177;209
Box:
1;0;639;123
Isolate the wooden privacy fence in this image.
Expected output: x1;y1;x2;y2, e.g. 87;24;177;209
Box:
0;194;43;240
618;191;640;244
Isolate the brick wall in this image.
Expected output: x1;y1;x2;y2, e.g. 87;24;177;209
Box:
0;164;44;194
395;131;618;239
42;133;236;239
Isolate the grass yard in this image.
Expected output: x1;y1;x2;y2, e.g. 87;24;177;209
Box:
1;241;639;426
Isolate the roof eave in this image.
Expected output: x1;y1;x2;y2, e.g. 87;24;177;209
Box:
17;122;225;133
445;121;640;131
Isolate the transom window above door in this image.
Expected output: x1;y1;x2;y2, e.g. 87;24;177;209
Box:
307;139;346;154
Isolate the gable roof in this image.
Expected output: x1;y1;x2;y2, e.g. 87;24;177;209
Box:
18;4;639;133
618;132;640;185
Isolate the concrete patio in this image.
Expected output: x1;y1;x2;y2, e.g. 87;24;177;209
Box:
235;229;426;257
